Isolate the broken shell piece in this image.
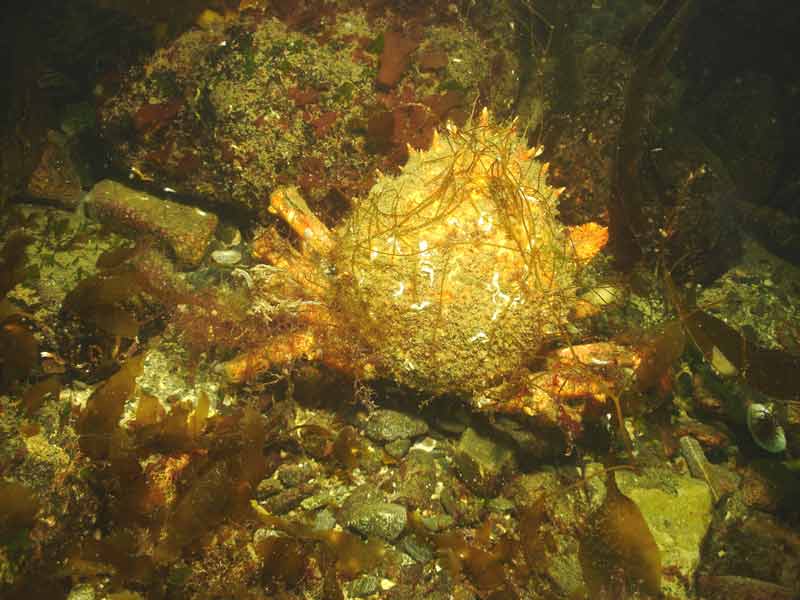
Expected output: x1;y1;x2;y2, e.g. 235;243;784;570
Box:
746;403;786;453
211;249;242;266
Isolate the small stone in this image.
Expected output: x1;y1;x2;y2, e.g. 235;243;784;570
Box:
454;427;516;497
364;409;428;442
384;438;412;458
261;485;314;515
344;501;407;541
66;583;98;600
485;497;515;514
210;248;242;266
302;485;349;511
256;477;283;500
439;485;484;526
399;533;435;563
340;487;408;541
419;513;454;532
26;131;83;208
395;449;438;508
507;470;561;510
410;437;438;453
217;224;241;246
380;578;397;591
679;435;740;500
312;508;337;532
348;574;381;597
277;462;317;487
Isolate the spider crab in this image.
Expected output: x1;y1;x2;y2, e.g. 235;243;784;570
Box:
220;109;639;432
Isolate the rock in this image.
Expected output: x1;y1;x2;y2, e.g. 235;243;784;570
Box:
25;131;83;208
674;418;734;455
395;449;438;509
696;575;797;600
347;574;381;597
364;409;428;442
255;477;283;500
489;414;567;460
398;533;435;563
616;469;714;599
679;435;740;500
277;462;318;487
739;461;800;513
734;198;800;265
701;492;800;594
133;343;223;424
453;427;516;497
507;470;562;509
312;509;337;531
261;485;314;515
384;438;412;458
98;9;520;214
648;126;742;283
340;499;407;542
85;179;218;267
439;483;484;527
508;468;587;599
340;485;408;541
66;584;98;600
0;393;98;593
485;496;515;514
417;513;454;533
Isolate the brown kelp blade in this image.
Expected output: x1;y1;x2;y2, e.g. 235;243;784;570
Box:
579;472;661;597
666;272;800;400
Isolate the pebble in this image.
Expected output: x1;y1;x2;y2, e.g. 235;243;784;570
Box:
364;409;429;442
454;426;516;497
340;486;408;541
342;501;408;541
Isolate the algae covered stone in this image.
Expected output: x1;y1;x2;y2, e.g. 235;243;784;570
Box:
86;179;218;267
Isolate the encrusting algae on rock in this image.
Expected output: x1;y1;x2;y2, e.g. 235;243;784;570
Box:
222;109;612;409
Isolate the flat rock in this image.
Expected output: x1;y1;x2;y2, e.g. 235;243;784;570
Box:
616;469;714;599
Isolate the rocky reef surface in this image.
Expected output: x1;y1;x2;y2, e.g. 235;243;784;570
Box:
1;2;799;600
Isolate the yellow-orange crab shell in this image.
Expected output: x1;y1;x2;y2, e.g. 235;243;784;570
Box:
222;110;621;419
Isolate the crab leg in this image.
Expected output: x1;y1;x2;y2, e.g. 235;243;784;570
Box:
269;186;334;256
219;330;320;383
